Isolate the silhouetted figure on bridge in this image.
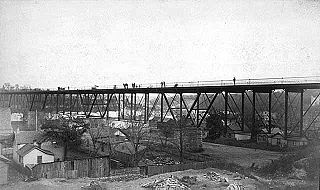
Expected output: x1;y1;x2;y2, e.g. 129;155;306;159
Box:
161;81;166;88
233;77;236;85
174;84;178;87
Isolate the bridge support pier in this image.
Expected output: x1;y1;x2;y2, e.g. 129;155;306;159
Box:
268;91;272;134
224;92;228;136
300;90;304;137
252;91;256;141
284;90;288;139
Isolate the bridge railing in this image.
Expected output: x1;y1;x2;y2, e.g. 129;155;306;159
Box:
1;76;320;92
137;76;320;88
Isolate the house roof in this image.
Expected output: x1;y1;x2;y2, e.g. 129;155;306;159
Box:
261;127;283;135
14;131;44;144
114;130;125;136
269;132;284;138
16;144;54;157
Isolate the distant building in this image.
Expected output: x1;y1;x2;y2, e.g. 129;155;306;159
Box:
13;131;44;162
16;144;54;168
226;121;251;140
13;131;63;163
258;132;308;148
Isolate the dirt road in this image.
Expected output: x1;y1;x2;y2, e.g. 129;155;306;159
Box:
202;142;282;168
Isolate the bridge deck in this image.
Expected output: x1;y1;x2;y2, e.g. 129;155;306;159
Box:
1;82;320;94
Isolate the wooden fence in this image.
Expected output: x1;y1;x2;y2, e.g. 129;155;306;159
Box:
110;167;140;176
32;156;110;179
147;161;219;176
33;157;227;179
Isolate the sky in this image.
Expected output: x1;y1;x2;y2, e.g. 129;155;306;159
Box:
0;0;320;89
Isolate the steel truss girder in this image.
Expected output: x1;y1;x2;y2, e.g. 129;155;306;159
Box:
1;87;320;139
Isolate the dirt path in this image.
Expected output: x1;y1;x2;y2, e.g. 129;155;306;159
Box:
202;142;282;168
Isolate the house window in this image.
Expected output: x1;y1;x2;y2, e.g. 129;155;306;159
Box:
37;156;42;164
101;144;104;152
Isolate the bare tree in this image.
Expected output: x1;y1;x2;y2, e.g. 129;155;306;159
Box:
116;119;150;166
87;119;109;156
42;116;89;161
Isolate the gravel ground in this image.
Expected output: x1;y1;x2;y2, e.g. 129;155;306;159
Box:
0;168;265;190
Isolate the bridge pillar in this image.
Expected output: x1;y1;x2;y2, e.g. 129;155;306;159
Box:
144;93;149;123
130;93;133;121
160;93;163;122
224;91;228;135
179;93;183;161
268;91;272;134
241;92;244;131
284;90;288;139
134;93;136;120
122;94;125;120
106;94;109;120
56;93;59;114
252;91;256;140
300;89;304;137
196;93;200;126
118;93;121;121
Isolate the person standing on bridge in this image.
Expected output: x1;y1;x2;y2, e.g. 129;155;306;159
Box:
233;77;236;85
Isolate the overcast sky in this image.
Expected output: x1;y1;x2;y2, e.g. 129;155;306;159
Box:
1;0;320;89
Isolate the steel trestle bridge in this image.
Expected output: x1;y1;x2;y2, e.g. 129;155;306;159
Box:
1;76;320;139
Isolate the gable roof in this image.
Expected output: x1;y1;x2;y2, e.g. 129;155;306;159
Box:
14;131;44;144
269;132;284;138
16;144;54;157
262;127;283;135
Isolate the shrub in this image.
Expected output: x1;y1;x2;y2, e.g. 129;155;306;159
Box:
257;145;319;179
